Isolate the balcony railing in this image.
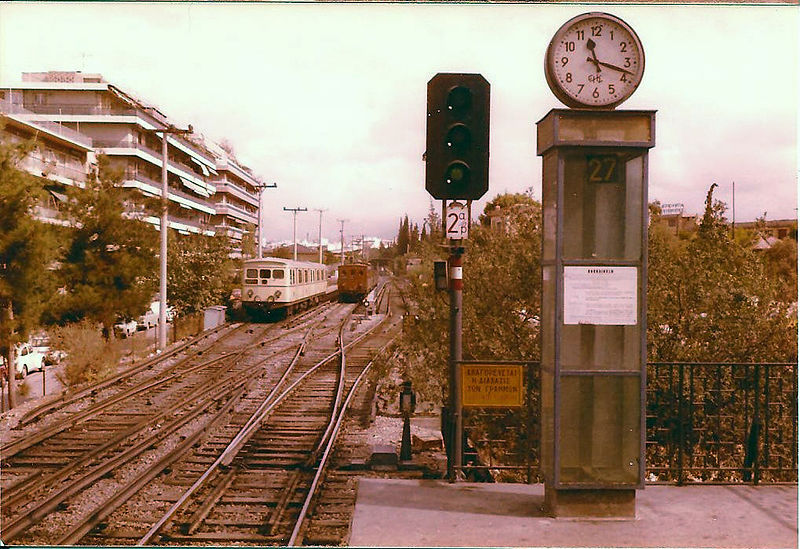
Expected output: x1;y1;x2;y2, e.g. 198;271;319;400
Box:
214;200;257;222
95;139;209;184
1;99;93;147
21;152;88;184
21;103;137;117
123;170;216;214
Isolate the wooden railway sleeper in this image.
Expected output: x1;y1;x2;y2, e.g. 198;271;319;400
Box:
181;466;238;535
2;377;249;544
55;381;250;546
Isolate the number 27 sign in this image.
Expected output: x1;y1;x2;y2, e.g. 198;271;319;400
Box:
446;201;469;240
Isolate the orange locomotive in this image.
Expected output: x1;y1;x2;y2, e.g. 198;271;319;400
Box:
337;263;377;303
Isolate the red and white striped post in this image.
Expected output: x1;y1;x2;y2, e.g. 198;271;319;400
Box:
448;248;464;481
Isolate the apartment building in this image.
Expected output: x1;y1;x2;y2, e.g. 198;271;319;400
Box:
0;98;96;226
204;140;261;256
3;71;266;248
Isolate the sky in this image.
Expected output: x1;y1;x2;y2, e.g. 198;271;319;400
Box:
1;2;797;245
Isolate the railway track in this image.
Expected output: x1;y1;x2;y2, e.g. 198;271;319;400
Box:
0;302;341;545
1;290;405;546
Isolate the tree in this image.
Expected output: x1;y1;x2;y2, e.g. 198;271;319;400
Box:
396;215;410;256
167;232;234;317
0;137;60;408
397;195;543;403
478;191;538;226
51;156;158;338
648;184;796;362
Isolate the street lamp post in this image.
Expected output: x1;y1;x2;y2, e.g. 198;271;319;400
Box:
283;207;307;261
254;182;277;258
152;124;192;352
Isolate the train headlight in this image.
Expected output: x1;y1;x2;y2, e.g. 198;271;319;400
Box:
254;296;261;302
247;289;254;298
274;291;281;298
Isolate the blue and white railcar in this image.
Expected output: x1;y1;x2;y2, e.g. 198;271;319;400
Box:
242;257;328;316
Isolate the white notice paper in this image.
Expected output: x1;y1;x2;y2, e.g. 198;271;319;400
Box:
563;266;638;325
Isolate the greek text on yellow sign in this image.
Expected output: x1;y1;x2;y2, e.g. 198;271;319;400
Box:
461;363;523;408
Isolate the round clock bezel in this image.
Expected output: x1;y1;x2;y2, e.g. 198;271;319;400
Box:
544;12;645;109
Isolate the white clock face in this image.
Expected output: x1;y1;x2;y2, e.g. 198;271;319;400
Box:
546;13;644;109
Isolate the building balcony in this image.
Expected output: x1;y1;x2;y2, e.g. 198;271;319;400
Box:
123;169;216;216
21;151;89;187
213;200;257;224
213;180;259;206
1;99;93;149
22;103;137;117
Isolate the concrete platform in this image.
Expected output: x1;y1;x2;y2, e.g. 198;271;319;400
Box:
350;479;797;548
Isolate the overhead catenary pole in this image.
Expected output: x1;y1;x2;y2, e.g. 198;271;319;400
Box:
152;123;192;352
314;208;327;264
254;182;278;258
283;207;307;261
338;219;347;265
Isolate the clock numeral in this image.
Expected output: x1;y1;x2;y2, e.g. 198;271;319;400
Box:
561;56;568;67
624;57;632;68
576;30;585;40
620;73;628;82
610;30;614;40
566;72;572;83
577;84;585;94
608;84;616;95
565;41;576;52
592;87;600;98
591;25;602;37
620;42;627;53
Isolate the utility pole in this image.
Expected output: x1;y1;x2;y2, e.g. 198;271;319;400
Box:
254;182;277;258
731;181;736;240
283;207;307;261
337;219;347;265
313;208;327;264
151;123;192;352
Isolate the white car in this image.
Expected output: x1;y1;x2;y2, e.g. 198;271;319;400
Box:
114;319;138;338
138;301;174;330
14;343;46;378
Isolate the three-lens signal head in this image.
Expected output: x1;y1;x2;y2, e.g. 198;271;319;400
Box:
425;73;490;200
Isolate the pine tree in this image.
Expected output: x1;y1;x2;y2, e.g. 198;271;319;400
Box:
0;137;59;408
53;156;158;338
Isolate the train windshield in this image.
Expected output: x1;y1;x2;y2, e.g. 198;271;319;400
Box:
273;269;285;279
246;269;258;278
260;269;271;279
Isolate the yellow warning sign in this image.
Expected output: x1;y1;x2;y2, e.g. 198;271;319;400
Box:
461;363;523;408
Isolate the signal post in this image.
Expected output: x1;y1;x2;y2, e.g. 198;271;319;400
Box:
425;73;489;481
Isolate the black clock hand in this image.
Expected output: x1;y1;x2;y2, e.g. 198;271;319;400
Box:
594;59;635;75
586;39;602;73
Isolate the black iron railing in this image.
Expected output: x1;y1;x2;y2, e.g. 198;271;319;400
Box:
458;361;797;484
646;362;797;485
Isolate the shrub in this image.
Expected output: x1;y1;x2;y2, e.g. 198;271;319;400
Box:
51;321;121;387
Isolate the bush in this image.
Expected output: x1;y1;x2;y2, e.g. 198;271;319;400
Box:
51;321;121;387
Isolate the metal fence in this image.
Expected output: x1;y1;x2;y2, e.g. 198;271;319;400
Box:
647;362;797;485
458;361;797;485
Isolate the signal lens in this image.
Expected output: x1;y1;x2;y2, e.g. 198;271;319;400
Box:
445;161;470;185
447;86;472;113
446;124;471;153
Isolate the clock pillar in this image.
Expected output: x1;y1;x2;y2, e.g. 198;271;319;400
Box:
537;108;655;517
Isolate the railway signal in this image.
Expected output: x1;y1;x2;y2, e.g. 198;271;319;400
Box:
425;73;490;200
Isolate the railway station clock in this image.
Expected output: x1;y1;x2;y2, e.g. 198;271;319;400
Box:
545;12;644;109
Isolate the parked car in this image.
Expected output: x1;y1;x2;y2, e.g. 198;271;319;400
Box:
14;343;46;378
28;333;65;365
113;318;138;339
137;301;174;330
